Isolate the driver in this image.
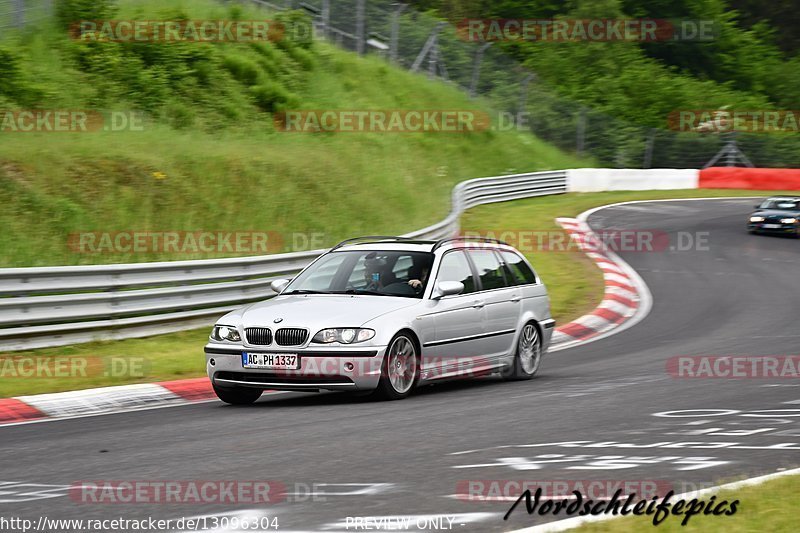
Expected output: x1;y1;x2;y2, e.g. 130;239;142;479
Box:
408;256;433;292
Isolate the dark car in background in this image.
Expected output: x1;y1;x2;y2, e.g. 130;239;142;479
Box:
748;197;800;237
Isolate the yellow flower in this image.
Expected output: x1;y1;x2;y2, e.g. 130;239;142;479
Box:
152;171;167;180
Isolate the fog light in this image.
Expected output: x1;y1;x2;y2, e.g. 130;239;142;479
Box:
209;358;216;366
344;363;354;372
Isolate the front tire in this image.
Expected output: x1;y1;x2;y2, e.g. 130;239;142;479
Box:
373;333;420;400
504;322;542;380
213;383;263;405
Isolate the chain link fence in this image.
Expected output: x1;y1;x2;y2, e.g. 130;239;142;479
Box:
0;0;51;31
278;0;800;169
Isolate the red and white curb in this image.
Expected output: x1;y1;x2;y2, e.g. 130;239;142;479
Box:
549;209;652;352
0;378;219;426
0;207;652;427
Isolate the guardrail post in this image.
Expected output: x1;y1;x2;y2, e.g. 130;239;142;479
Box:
517;73;533;116
355;0;365;55
389;3;407;63
469;43;491;98
643;129;655;168
320;0;330;39
14;0;25;28
428;37;439;79
576;107;587;157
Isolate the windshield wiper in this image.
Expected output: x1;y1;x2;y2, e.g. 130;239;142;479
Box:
284;289;330;295
336;289;392;296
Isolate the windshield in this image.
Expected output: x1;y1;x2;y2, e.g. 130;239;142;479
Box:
759;198;800;211
283;250;435;298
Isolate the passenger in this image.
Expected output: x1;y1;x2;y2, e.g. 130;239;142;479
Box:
364;253;388;291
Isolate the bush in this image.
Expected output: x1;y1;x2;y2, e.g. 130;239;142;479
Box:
251;82;296;112
56;0;116;31
222;55;261;86
0;49;23;100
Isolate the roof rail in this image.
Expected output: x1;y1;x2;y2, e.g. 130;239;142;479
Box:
432;236;509;251
331;236;414;251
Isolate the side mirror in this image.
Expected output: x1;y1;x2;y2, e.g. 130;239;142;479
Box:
270;279;290;293
432;281;464;299
754;204;761;209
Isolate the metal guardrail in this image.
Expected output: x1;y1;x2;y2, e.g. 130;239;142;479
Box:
0;170;567;350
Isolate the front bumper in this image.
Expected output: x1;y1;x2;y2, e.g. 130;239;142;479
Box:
204;343;388;392
748;222;798;234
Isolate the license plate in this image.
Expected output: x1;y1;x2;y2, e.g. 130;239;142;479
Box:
242;353;299;369
763;223;781;229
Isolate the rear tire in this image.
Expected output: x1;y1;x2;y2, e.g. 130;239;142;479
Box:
504;322;542;381
372;333;420;400
213;383;263;405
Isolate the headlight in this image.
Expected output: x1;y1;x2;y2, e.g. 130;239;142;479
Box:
211;325;241;342
749;216;765;222
781;218;797;224
312;328;375;344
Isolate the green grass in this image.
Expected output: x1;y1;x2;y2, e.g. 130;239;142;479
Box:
0;329;208;397
0;0;586;267
2;188;792;398
577;473;800;532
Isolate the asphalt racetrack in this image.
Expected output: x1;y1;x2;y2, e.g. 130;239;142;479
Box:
2;198;799;532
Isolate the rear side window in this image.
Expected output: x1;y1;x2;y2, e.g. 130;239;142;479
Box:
468;249;508;290
436;251;476;294
500;251;537;285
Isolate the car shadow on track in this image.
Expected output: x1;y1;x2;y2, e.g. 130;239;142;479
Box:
226;374;557;409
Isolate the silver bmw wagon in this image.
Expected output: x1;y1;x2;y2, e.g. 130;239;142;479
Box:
204;236;555;403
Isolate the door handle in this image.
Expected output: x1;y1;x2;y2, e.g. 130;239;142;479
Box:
510;295;521;303
472;300;485;308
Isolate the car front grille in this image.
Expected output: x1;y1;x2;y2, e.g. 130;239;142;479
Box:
245;327;272;346
275;328;308;346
